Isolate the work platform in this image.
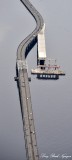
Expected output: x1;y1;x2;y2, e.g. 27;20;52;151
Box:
31;59;65;80
35;24;65;80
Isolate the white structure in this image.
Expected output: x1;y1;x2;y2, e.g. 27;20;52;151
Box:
37;24;46;65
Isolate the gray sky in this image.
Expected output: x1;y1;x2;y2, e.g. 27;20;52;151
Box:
0;0;72;159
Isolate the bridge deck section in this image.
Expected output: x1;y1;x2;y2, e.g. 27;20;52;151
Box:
37;24;46;61
16;0;44;160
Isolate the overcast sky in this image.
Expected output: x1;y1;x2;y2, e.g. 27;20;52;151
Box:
0;0;72;159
